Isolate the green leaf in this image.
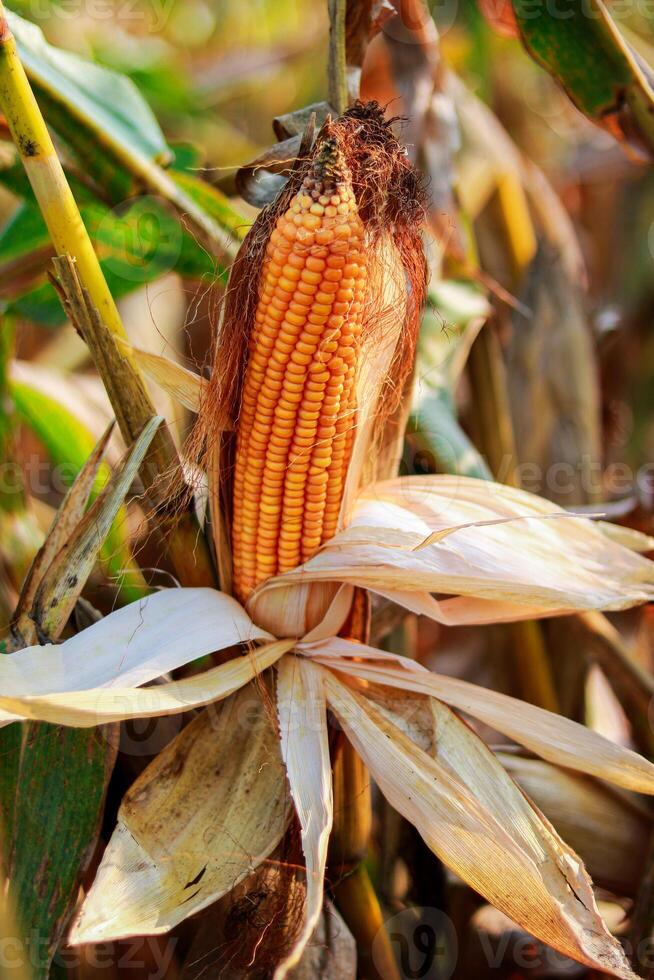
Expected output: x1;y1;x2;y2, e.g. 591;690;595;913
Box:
6;7;169;172
170;141;204;170
6;284;65;328
409;281;492;480
0;422;166;974
5;8;240;256
0;721;116;979
512;0;654;157
171;170;248;243
0;188;225;326
0;201;50;264
409;388;492;481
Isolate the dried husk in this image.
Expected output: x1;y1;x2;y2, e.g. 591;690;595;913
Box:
274;656;332;978
70;682;292;943
308;640;654;794
322;672;635;979
498;751;651;897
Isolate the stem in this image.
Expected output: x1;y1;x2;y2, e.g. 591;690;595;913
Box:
0;15;215;588
495;172;537;278
330;589;399;978
51;257;216;589
330;738;372;874
0;9;126;345
467;324;518;486
328;0;348;114
335;865;401;980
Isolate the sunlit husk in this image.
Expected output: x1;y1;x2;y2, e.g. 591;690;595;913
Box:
70;684;291;944
0;588;277;725
115;338;209;415
257;475;654;622
322;672;634;979
0;640;290;726
308;639;654;794
274;657;332;978
498;752;651;897
1;588;269;693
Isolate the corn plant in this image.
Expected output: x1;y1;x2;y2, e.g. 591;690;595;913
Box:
3;1;654;979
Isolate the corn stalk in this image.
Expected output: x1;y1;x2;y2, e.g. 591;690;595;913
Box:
0;9;215;589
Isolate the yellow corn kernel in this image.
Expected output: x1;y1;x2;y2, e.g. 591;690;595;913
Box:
231;144;366;601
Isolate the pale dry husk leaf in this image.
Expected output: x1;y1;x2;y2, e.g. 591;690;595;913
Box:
0;640;291;725
309;640;654;794
0;587;275;725
498;751;650;897
322;671;635;978
70;683;291;943
275;657;332;979
115;338;210;415
256;476;654;621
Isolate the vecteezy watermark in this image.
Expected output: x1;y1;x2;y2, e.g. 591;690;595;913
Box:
373;912;654;977
20;0;176;33
95;195;184;285
0;933;178;978
6;446;650;508
118;711;183;756
373;907;457;980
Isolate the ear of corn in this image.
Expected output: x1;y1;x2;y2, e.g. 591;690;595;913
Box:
232;140;367;602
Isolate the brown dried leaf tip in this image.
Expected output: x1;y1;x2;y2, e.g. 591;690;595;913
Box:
197;101;428;601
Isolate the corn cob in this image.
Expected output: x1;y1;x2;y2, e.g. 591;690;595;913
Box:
231;140;367;602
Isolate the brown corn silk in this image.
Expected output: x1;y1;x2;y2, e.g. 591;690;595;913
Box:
197;102;427;614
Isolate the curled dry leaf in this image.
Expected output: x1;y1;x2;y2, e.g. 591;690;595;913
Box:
115;338;209;415
275;657;332;979
32;415;161;639
0;640;291;726
597;522;654;553
498;751;651;897
507;245;602;507
449;72;586;285
70;683;292;944
235;103;332;208
309;642;654;794
0;587;273;726
322;671;635;978
260;475;654;618
13;420;115;641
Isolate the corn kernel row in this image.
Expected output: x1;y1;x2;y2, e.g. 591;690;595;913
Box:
231;151;366;601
